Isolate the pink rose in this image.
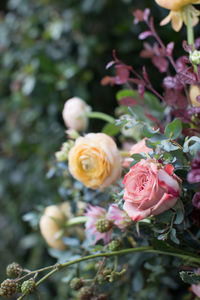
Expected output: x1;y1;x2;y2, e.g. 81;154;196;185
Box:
123;139;152;168
192;284;200;298
123;159;180;221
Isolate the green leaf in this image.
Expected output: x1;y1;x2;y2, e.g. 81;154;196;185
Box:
116;89;138;101
102;123;121;136
170;228;180;245
155;210;174;224
164;119;182;139
130;153;147;166
160;140;179;152
174;209;184;225
180;271;200;284
183;136;200;155
142;124;160;138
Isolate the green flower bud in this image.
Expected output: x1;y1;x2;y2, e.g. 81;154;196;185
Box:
190;50;200;65
0;279;16;297
70;277;84;290
21;278;36;295
78;286;93;300
95;219;112;233
6;262;22;278
108;239;122;251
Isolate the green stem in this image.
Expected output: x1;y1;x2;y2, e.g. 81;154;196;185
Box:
86;112;115;124
65;216;88;227
17;246;200;299
186;6;195;49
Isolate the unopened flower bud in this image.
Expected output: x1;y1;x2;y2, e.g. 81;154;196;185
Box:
66;129;79;140
190;50;200;65
21;278;36;295
6;262;22;278
62;97;91;132
0;279;16;297
108;239;122;251
40;203;71;250
78;286;93;300
70;277;84;290
95;219;113;233
55;140;74;162
189;85;200;107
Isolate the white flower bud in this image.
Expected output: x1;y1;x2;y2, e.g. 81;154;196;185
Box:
62;97;91;131
189;50;200;65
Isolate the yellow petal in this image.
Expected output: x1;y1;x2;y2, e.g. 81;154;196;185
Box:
160;12;172;26
171;11;183;31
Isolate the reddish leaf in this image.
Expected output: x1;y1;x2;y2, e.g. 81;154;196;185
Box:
115;64;130;84
142;66;150;83
166;42;174;56
152;56;168;73
139;31;152;40
138;84;145;98
101;76;115;86
106;60;115;70
119;97;138;106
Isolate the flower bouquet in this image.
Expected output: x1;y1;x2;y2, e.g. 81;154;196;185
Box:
1;1;200;299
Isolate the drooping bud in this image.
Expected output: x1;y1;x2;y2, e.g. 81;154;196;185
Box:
0;279;17;297
21;278;36;295
6;262;22;278
70;277;84;290
95;219;113;233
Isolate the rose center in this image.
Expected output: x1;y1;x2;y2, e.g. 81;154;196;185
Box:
137;175;148;192
80;155;95;171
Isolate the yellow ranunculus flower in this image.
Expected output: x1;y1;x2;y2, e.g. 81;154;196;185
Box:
155;0;200;31
68;133;122;190
156;0;200;10
189;85;200;107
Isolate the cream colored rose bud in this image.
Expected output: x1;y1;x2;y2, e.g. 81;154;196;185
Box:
189;85;200;107
68;133;122;190
62;97;91;132
40;203;71;250
190;50;200;65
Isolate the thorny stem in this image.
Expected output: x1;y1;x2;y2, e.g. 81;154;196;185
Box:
17;246;200;299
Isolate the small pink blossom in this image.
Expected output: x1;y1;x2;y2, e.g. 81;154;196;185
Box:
107;204;131;230
85;205;112;244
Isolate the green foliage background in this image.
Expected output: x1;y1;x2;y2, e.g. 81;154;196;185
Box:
0;0;188;299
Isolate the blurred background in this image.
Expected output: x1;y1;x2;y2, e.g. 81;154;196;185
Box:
0;0;186;299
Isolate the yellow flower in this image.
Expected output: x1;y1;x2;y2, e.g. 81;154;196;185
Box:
155;0;200;31
189;85;200;107
68;133;122;190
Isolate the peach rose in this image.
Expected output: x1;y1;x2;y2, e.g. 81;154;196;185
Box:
68;133;122;190
123;159;180;221
155;0;200;10
40;203;71;250
123;139;152;168
189;85;200;107
62;97;91;131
